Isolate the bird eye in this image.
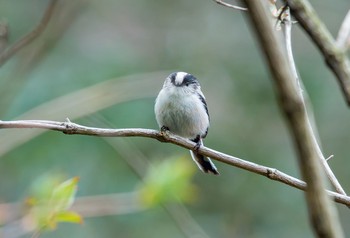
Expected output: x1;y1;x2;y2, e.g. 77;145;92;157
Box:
185;83;189;86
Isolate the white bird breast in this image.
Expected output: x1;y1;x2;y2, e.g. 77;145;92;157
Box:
155;86;209;139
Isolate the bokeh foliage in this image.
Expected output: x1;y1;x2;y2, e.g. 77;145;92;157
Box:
0;0;350;237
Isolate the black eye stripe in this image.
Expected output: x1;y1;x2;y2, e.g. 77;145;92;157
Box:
183;74;196;85
168;72;199;87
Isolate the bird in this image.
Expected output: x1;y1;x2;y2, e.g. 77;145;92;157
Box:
154;72;219;175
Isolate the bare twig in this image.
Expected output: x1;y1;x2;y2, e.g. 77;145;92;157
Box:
281;6;349;202
326;155;334;161
242;0;344;237
284;0;350;106
1;119;350;207
0;0;58;67
213;0;247;11
337;10;350;50
281;7;299;83
0;71;166;157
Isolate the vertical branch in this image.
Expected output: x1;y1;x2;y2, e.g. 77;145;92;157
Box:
242;0;344;237
282;7;349;201
282;8;299;82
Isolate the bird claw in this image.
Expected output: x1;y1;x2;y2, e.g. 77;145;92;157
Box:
192;135;202;151
160;126;170;132
193;142;201;152
159;126;170;140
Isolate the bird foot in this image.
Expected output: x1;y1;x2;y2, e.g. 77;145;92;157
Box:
192;135;202;151
160;126;170;132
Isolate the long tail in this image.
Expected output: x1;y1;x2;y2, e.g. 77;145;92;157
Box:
189;139;219;175
190;150;219;175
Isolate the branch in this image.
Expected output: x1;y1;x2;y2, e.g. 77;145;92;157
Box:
213;0;247;11
284;0;350;106
0;0;58;67
1;118;212;238
242;0;344;237
1;119;350;207
281;6;349;202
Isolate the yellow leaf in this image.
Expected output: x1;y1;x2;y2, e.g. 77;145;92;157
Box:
55;211;83;224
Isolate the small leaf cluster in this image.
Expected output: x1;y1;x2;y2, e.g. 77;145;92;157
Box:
139;156;197;207
25;174;82;233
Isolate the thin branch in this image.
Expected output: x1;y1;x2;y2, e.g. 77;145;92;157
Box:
0;0;58;67
281;6;349;202
326;155;334;161
284;0;350;106
282;7;299;83
242;0;344;237
1;119;350;207
337;10;350;50
213;0;247;11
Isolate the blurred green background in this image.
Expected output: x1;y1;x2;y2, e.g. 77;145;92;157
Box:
0;0;350;237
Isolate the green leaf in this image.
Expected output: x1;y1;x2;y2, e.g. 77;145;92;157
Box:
26;175;81;232
49;177;79;212
139;156;197;207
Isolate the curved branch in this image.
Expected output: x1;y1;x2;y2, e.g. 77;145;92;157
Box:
284;0;350;106
0;0;58;67
213;0;247;11
1;119;350;207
